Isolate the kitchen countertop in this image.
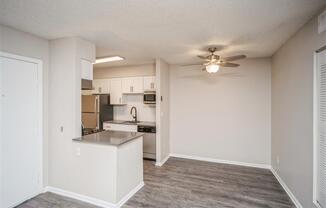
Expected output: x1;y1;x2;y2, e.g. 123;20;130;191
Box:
73;130;144;146
104;120;156;127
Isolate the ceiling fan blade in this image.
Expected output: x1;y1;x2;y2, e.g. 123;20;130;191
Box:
197;55;209;60
222;55;246;62
218;62;240;67
180;63;203;67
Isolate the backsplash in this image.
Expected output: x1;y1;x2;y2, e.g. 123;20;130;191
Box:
113;94;156;122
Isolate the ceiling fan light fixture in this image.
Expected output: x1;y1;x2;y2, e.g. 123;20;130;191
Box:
206;64;220;73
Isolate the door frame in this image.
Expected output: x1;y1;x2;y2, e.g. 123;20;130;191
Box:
313;47;325;208
0;51;43;207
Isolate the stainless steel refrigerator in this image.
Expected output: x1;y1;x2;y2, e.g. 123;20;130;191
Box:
82;94;113;131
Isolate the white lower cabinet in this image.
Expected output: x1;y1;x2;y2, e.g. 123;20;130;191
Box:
103;123;137;132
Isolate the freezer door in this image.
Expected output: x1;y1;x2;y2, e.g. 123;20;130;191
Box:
82;113;98;129
82;95;98;113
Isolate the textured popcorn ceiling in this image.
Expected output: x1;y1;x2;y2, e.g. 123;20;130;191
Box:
0;0;325;67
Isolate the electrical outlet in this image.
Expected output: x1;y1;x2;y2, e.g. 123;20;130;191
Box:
76;147;81;156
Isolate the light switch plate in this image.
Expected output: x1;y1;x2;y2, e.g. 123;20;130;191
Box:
76;147;81;156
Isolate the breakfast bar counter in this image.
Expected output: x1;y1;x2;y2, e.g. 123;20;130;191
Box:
68;130;144;207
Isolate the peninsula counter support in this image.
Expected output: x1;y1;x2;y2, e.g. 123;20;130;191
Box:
48;131;144;207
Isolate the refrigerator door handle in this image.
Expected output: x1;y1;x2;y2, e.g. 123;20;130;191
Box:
95;96;99;129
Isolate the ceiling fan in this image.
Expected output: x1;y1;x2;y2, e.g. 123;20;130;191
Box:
195;47;246;73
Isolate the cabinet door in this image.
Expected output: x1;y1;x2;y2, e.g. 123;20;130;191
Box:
92;79;110;94
93;79;110;94
122;77;133;94
143;76;155;91
110;78;123;104
132;77;144;93
81;59;93;80
122;77;144;94
92;80;101;94
99;79;110;94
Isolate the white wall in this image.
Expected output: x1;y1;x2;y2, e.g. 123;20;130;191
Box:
156;58;170;163
271;9;326;207
0;25;49;186
94;64;155;79
48;37;95;192
170;59;271;166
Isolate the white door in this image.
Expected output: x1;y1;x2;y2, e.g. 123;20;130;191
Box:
316;49;326;208
0;54;42;208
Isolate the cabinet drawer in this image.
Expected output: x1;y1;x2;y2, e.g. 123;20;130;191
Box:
103;123;137;132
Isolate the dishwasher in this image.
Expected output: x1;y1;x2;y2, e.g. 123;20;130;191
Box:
137;125;156;160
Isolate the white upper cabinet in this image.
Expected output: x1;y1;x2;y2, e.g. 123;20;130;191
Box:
122;77;144;94
143;76;156;91
81;59;93;80
92;79;110;94
110;78;124;105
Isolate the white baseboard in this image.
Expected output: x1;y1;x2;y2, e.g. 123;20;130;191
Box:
271;168;303;208
44;181;144;208
116;182;144;207
155;155;170;167
170;153;271;169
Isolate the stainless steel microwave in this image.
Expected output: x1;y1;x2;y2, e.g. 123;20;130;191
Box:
144;91;156;104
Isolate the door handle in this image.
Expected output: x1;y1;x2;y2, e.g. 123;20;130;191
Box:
95;97;99;129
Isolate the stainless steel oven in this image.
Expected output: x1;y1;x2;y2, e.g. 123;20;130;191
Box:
143;91;156;104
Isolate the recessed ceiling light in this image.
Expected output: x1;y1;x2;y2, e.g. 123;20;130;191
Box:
94;56;124;64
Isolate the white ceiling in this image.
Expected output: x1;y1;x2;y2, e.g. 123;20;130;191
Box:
1;0;325;68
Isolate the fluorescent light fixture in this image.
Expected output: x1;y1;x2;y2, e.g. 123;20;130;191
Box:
206;64;220;73
94;56;124;64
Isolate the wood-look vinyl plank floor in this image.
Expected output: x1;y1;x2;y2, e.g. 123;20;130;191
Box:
17;157;294;208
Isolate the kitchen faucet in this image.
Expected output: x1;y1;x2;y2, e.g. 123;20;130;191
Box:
130;106;138;122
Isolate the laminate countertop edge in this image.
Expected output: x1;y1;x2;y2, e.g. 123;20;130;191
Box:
73;130;144;146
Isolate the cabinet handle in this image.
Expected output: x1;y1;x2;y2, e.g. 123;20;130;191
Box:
151;83;154;89
99;87;102;93
119;97;121;104
130;86;133;92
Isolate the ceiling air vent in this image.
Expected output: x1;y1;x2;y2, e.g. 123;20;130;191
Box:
318;10;326;34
